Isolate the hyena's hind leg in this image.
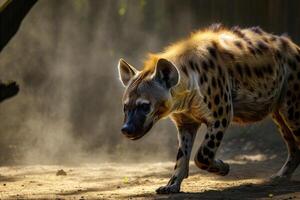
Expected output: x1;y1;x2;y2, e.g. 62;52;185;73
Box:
271;110;300;181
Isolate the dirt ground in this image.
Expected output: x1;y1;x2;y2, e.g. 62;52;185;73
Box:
1;155;300;200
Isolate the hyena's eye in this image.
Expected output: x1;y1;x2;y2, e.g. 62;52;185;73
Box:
138;103;151;114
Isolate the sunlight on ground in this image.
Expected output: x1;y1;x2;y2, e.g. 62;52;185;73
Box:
0;159;299;199
0;162;272;199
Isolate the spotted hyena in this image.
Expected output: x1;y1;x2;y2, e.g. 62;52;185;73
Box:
118;24;300;194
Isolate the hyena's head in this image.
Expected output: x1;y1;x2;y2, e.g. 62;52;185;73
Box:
118;58;179;140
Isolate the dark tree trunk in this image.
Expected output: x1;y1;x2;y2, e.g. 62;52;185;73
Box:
0;0;38;52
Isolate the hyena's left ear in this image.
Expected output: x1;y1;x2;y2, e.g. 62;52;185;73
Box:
118;58;139;87
153;58;179;89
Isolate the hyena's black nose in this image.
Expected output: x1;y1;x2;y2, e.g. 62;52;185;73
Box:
121;124;135;136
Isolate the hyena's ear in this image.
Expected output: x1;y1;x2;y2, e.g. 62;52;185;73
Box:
118;58;139;87
153;58;179;89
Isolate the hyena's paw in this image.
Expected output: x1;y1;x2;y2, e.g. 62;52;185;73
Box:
156;183;180;194
208;159;230;176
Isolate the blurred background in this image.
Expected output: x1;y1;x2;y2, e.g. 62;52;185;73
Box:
0;0;300;165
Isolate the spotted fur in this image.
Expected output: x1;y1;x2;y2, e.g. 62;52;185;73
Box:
118;24;300;194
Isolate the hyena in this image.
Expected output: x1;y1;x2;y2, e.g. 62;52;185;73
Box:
118;24;300;194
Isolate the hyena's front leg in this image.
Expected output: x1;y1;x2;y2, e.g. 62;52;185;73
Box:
194;120;230;176
156;124;198;194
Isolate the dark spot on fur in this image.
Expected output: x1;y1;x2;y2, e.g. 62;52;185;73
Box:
254;67;263;78
212;77;217;88
189;61;196;71
216;131;223;140
288;74;294;81
207;86;211;95
228;68;234;77
223;93;228;102
288;107;294;120
232;26;245;38
222;51;235;60
202;60;209;71
248;46;256;55
258;92;262;98
297;72;300;80
207;140;215;148
244;64;252;77
257;41;269;51
280;36;289;50
234;41;243;49
213;111;218;118
214;120;220;128
295;112;300;119
288;59;297;71
236;63;243;77
287;90;292;97
203;147;210;155
205;133;209;139
214;95;220;105
255;48;263;55
295;83;299;91
218;79;222;88
217;65;223;76
176;148;184;160
182;65;188;75
208;47;217;59
197;153;209;165
222;118;228;127
250;26;263;35
275;50;283;61
210;135;215;140
200;76;204;84
296;54;300;63
208;151;214;159
218;107;223;116
209;59;215;69
208;102;212;109
270;36;277;41
203;74;208;82
226;105;230;113
266;64;273;74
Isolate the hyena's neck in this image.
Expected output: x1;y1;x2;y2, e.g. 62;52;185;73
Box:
169;58;204;113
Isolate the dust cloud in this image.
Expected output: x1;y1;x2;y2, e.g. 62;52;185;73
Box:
0;0;287;165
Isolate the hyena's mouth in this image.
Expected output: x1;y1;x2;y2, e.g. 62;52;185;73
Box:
127;122;154;140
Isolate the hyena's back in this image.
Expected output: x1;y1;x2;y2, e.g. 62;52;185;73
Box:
167;25;300;123
225;27;300;123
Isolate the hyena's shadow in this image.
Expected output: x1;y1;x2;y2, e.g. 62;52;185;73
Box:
157;180;300;200
128;158;300;199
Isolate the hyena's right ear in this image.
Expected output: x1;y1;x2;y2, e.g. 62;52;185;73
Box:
153;58;180;89
118;59;139;87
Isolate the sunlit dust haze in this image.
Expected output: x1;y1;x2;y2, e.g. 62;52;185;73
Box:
1;0;300;165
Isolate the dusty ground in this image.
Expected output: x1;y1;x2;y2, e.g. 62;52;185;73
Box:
1;155;300;200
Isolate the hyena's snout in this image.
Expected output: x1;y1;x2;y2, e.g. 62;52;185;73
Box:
121;123;136;136
121;109;152;140
121;121;146;140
